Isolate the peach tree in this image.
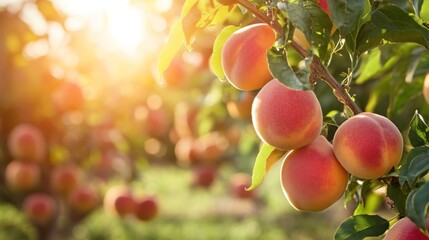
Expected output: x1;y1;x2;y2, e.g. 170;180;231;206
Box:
158;0;429;239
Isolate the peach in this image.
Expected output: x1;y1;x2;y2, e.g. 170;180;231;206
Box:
221;23;276;91
160;55;188;88
424;72;429;104
252;79;323;150
7;123;47;161
5;160;41;191
68;186;100;215
174;137;199;167
192;165;217;188
384;217;429;240
53;81;84;112
135;196;159;221
50;164;80;197
146;108;170;139
174;102;199;138
230;173;255;199
23;193;56;225
103;186;135;217
226;91;255;120
194;132;229;163
332;112;403;179
281;136;348;212
318;0;330;17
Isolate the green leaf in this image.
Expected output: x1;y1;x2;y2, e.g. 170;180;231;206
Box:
280;0;332;59
328;0;367;36
344;177;360;207
157;21;184;78
408;112;429;147
411;0;424;18
371;4;429;49
406;182;429;233
267;48;311;90
248;143;287;190
355;49;383;84
181;0;200;47
334;214;389;240
398;147;429;189
387;181;407;216
209;25;240;81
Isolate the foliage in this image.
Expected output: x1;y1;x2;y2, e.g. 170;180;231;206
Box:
158;0;429;239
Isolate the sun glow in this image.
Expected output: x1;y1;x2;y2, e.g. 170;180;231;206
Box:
53;0;149;54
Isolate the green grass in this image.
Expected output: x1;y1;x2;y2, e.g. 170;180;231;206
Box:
71;163;348;240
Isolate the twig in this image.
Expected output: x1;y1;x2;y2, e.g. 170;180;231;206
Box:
236;0;362;115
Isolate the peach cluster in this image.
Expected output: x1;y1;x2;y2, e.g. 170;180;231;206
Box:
103;186;159;221
5;123;100;225
221;20;404;212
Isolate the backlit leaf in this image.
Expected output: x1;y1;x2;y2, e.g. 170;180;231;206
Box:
247;143;287;190
334;214;389;240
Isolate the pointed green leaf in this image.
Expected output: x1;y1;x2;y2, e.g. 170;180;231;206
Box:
248;143;287;190
387;181;407;216
399;147;429;189
267;48;311;90
157;21;184;79
280;0;332;59
334;214;389;240
209;25;240;80
328;0;367;36
344;178;360;207
406;182;429;234
371;4;429;49
408;112;429;147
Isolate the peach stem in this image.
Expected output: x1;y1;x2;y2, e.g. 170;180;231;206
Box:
235;0;362;115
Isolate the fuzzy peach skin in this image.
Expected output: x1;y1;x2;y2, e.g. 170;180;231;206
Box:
384;217;429;240
281;136;348;212
424;72;429;104
221;23;276;91
23;193;57;225
251;79;323;150
7;123;47;162
5;160;41;191
333;112;403;180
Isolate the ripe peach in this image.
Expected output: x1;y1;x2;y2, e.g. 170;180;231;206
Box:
424;72;429;104
53;81;84;112
230;173;255;199
103;186;135;217
174;102;199;138
226;91;255;120
318;0;330;17
68;186;100;215
332;112;403;179
252;79;323;150
146;108;170;139
384;217;429;240
23;193;56;225
221;23;275;91
5;160;41;191
174;137;199;166
281;136;348;212
193;132;229;163
135;196;159;221
160;55;188;88
50;164;80;197
7;123;47;162
192;165;217;188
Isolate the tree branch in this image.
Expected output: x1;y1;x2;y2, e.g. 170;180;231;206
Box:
236;0;362;115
